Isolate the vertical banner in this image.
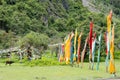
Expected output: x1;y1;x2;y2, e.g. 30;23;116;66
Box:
106;10;112;72
89;21;93;69
96;33;102;70
59;44;64;62
73;29;78;61
107;10;112;33
105;32;110;72
70;32;74;65
77;32;82;64
91;33;96;70
64;35;71;64
109;25;116;74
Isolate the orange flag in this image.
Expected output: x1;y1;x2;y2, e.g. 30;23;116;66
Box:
77;32;82;64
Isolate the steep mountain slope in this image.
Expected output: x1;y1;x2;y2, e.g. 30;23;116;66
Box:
0;0;120;50
82;0;100;13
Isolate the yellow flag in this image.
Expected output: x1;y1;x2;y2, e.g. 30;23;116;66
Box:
107;10;112;33
73;29;77;61
64;35;71;64
77;32;82;64
109;25;116;74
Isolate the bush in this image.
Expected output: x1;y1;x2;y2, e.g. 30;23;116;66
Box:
24;53;66;67
17;31;50;48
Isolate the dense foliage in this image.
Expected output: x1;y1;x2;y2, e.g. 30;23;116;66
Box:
0;0;120;51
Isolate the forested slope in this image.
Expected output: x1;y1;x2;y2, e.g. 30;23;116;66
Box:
0;0;120;51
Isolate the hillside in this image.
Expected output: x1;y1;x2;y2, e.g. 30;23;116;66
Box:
0;0;120;51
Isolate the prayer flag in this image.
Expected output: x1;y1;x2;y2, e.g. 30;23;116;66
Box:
109;25;116;74
96;33;102;70
106;10;112;72
107;10;112;33
91;32;96;70
64;34;71;64
89;21;93;69
70;32;74;64
73;29;78;61
77;32;82;64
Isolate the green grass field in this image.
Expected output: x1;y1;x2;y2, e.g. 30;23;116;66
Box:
0;60;120;80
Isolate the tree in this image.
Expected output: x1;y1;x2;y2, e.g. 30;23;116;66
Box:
17;31;50;49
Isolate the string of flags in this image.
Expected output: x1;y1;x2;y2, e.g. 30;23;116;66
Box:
57;10;116;75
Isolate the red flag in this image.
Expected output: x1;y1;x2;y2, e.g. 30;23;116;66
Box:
89;21;93;58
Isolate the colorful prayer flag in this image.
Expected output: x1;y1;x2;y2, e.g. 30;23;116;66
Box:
64;34;71;64
96;33;102;70
106;10;112;72
107;10;112;33
91;32;96;70
109;25;116;74
77;32;82;64
89;21;93;69
70;32;74;64
73;29;78;61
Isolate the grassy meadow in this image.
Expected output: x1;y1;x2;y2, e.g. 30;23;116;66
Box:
0;60;120;80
